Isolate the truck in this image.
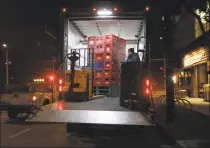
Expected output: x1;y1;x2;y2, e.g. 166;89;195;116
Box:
17;3;156;132
0;75;59;119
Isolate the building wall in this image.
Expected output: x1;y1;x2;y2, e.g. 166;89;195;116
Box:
172;12;195;50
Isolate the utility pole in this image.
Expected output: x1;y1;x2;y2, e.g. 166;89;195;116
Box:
0;49;4;94
5;48;9;85
163;3;175;123
2;43;9;85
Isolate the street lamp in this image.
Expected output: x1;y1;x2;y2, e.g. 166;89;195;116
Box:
2;44;7;48
2;43;9;84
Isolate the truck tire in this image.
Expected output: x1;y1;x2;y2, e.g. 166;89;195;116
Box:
7;109;19;119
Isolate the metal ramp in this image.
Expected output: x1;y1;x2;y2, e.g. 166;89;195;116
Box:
26;110;153;126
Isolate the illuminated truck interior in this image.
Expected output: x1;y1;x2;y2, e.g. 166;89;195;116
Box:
63;6;147;70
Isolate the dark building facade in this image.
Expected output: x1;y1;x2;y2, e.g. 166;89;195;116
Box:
172;6;210;99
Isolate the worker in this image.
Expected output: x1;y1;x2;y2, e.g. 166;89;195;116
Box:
126;48;140;62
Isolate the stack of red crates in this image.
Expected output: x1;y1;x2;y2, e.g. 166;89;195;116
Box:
87;34;126;86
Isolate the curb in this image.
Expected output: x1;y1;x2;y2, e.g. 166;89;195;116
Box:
155;122;183;148
139;109;183;148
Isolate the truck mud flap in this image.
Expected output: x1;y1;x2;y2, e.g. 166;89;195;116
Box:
25;110;154;126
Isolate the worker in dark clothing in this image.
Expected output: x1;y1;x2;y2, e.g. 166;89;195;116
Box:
126;48;140;62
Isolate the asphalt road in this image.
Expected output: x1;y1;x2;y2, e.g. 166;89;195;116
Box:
0;98;176;148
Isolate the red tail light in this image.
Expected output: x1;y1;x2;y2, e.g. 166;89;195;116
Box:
146;88;150;94
146;79;150;86
32;96;36;102
59;79;63;85
59;86;62;92
145;79;151;96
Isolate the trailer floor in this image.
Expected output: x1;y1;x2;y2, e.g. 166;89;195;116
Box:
61;97;130;111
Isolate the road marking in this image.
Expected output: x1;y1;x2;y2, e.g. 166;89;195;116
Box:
176;140;210;148
8;128;32;139
160;145;173;148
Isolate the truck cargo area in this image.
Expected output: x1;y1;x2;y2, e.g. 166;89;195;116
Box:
66;15;146;68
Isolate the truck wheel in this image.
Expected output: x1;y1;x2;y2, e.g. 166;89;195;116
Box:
43;99;50;106
128;99;134;110
7;109;19;119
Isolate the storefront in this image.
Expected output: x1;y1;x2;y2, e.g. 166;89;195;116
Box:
177;47;209;98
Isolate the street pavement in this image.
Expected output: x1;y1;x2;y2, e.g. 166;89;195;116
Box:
0;98;176;148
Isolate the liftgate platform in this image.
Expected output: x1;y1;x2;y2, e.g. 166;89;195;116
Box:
26;99;154;132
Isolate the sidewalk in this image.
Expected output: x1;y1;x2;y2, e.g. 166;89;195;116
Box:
183;98;209;116
155;100;210;148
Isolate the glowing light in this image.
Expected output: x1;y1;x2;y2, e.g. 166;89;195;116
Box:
32;96;36;101
146;88;150;94
145;6;150;11
146;79;150;86
59;86;62;92
59;79;63;85
2;44;7;48
97;10;113;16
62;8;67;12
49;76;54;81
183;48;208;67
172;75;177;84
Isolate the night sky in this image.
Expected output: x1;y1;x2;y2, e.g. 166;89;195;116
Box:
1;0;165;84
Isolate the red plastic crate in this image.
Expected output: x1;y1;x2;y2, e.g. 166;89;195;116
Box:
103;70;112;78
104;35;118;44
94;79;104;86
94;70;104;78
104;53;112;61
88;36;96;47
94;54;104;61
94;45;104;53
104;62;112;70
104;45;112;53
95;36;104;45
104;79;111;86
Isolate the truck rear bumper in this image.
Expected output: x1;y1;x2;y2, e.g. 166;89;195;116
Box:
0;102;37;113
